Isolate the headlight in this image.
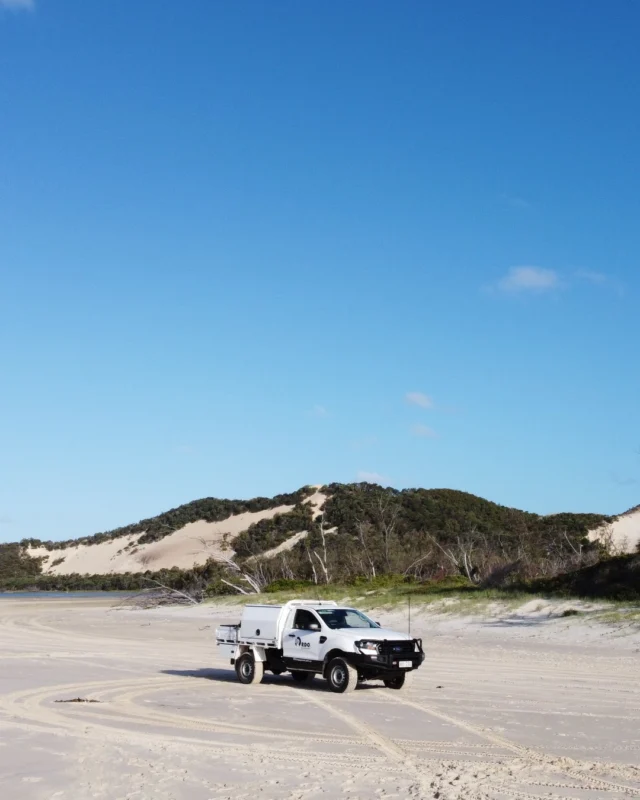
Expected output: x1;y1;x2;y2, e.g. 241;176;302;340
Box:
356;640;380;655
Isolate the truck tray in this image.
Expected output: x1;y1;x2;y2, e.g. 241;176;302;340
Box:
215;624;240;644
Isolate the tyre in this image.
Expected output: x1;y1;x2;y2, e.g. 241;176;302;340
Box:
383;673;410;690
235;653;264;685
327;657;358;694
290;671;311;683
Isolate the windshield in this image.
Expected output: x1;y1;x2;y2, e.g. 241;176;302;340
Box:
316;608;379;629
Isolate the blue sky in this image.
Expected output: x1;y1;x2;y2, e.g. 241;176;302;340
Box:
1;1;639;543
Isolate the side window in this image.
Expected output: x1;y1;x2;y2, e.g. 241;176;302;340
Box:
293;609;319;630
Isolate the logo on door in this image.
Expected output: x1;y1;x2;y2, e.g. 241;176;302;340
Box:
295;636;310;648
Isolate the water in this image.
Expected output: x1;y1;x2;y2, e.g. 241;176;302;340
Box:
0;591;132;599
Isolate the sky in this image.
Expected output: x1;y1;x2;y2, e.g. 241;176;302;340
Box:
1;1;639;543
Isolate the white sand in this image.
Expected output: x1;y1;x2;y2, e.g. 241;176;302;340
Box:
589;506;640;554
28;505;297;575
1;596;638;799
253;530;309;560
27;491;331;577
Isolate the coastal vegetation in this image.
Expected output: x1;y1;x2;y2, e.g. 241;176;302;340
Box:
2;482;636;602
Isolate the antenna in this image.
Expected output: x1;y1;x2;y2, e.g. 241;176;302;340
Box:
408;595;411;636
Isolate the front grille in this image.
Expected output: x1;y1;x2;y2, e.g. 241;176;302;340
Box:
377;640;415;656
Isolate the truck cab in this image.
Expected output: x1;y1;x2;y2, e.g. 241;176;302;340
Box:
216;600;424;693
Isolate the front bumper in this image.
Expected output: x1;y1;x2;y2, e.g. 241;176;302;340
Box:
349;639;425;675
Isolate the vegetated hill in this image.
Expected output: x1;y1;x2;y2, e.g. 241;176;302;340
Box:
0;483;619;594
532;553;640;601
20;485;315;550
0;543;43;585
19;488;326;578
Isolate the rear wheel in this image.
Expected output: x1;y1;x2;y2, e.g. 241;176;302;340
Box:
383;673;409;690
235;653;264;685
290;671;311;683
327;657;358;693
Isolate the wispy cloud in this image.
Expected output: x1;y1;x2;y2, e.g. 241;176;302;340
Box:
575;270;624;296
175;445;196;456
356;470;388;485
311;404;329;418
0;515;14;526
575;270;607;285
411;424;438;439
405;391;434;409
0;0;34;10
498;266;559;293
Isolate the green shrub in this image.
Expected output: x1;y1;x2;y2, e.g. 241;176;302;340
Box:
349;574;416;589
263;578;316;593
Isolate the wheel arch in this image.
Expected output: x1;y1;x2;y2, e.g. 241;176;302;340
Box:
322;648;350;677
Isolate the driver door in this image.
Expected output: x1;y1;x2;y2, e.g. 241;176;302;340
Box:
282;609;323;664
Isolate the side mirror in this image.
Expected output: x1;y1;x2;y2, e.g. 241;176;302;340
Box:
375;621;381;627
309;623;320;632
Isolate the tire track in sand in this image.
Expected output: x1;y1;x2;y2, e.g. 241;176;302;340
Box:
302;688;493;800
377;690;640;797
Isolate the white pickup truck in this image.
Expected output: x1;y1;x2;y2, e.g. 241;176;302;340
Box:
215;599;424;693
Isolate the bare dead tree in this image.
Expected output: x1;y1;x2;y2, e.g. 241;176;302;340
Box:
375;495;400;569
140;577;200;604
355;520;377;578
218;556;265;594
305;543;319;584
592;523;624;558
314;551;330;583
426;530;481;583
562;530;584;559
402;550;433;577
312;512;331;584
279;553;294;580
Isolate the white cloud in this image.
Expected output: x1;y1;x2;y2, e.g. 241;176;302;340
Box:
0;0;34;9
498;266;559;293
575;270;624;296
405;391;434;409
311;404;329;418
356;471;388;485
411;424;438;438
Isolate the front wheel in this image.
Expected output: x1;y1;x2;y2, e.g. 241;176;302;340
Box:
383;673;409;690
235;653;264;685
327;657;358;694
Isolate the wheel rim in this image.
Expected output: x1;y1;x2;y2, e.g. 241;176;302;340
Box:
332;665;346;686
241;660;253;679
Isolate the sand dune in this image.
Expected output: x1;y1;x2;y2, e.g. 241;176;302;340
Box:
28;505;295;575
26;487;638;579
589;505;640;553
27;491;329;576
